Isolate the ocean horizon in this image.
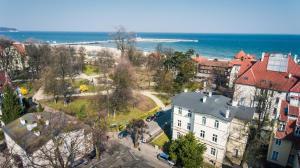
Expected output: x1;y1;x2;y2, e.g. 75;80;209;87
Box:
1;31;300;59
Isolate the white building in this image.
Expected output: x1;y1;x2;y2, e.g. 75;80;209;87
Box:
171;92;254;167
2;111;92;167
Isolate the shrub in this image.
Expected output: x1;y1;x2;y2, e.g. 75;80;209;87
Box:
20;87;28;95
79;85;89;92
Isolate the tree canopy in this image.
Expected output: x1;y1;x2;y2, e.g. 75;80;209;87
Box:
169;132;206;168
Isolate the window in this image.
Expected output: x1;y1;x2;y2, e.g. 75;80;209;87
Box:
211;148;216;156
275;139;281;146
288;154;294;165
178;107;182;114
278;122;286;131
234;149;239;157
214;120;219;128
212;134;218;142
188;111;192;118
200;130;205;138
295;126;300;136
271;151;279;161
187;123;191;130
178;120;181;127
202;117;206;125
177;132;181;138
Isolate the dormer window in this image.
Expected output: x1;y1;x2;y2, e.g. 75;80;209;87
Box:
278;122;286;132
178;107;182;115
295;126;300;136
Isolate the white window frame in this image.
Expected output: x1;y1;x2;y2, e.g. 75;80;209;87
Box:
177;132;181;138
178;120;181;127
271;151;279;161
211;147;216;156
187;123;191;130
178;107;182;115
212;134;218;143
200;130;205;138
214;120;219;129
202;117;206;125
187;111;192;118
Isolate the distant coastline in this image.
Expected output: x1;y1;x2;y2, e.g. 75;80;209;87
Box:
0;27;18;32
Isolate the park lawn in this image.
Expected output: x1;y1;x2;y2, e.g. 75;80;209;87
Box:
151;132;170;148
43;94;157;125
71;79;100;92
83;65;99;76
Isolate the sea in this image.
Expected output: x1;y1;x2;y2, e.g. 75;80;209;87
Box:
1;31;300;59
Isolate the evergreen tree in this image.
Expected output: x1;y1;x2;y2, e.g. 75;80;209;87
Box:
1;85;22;124
169;132;206;168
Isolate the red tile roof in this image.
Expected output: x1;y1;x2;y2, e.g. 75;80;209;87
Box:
235;53;300;92
193;56;231;68
276;100;300;142
234;50;256;60
291;82;300;93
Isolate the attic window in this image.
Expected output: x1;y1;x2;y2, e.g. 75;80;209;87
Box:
284;107;288;115
243;76;248;80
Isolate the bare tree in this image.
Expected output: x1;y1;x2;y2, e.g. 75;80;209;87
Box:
0;37;14;73
97;50;115;116
78;47;86;72
111;26;136;57
126;119;147;148
110;58;136;114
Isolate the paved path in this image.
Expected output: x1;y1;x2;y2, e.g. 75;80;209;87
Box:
109;132;170;168
140;90;166;109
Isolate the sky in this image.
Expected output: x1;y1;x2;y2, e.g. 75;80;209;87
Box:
1;0;300;34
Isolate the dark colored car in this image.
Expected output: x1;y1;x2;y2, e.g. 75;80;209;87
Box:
157;152;175;166
146;115;156;122
118;130;128;139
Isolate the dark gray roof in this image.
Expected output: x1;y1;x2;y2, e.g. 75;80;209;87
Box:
172;92;255;122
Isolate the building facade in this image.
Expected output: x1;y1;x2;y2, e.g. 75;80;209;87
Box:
171;92;254;167
2;111;92;167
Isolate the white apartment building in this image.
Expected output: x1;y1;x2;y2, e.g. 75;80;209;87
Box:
2;111;92;167
171;92;254;167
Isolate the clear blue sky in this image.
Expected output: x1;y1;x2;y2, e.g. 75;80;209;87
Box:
1;0;299;34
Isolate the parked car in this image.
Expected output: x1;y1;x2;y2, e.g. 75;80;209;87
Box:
157;152;175;166
146;115;156;122
118;130;128;139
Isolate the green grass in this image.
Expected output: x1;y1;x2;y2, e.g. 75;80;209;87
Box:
155;94;171;106
0;131;4;141
83;65;99;76
42;95;157;125
42;97;97;120
71;79;100;92
151;132;170;148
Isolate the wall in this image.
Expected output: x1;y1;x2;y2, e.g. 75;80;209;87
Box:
267;137;292;167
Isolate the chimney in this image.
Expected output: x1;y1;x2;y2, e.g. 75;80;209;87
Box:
261;52;265;62
232;100;238;107
34;131;40;136
26;123;37;131
20;118;27;126
202;96;207;103
289;73;292;78
45;120;49;126
208;92;212;97
225;109;230;118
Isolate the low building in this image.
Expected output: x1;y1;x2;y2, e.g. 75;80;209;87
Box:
267;99;300;167
2;111;92;167
171;91;254;167
193;50;256;88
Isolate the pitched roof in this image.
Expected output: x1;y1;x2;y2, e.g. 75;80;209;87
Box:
276;100;300;141
2;112;89;154
291;82;300;93
234;50;256;60
235;53;300;92
193;56;231;68
172;92;255;122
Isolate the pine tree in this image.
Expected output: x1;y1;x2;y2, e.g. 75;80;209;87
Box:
1;85;22;125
